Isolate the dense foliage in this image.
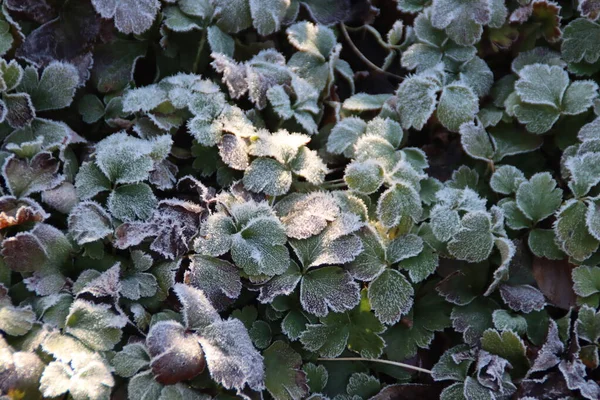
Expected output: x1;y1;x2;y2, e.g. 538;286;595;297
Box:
1;0;600;399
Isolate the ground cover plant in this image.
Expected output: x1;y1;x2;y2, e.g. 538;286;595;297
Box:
1;0;600;399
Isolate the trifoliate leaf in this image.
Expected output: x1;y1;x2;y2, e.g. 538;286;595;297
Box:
263;341;309;400
572;265;600;297
146;320;206;385
90;0;160;35
555;200;599;261
447;211;494;263
68;201;112;245
516;172;562;223
490;165;526;195
300;266;361;317
108;183;157;222
199;318;265;391
377;182;422;228
65;300;127;351
300;291;386;358
368;269;414;325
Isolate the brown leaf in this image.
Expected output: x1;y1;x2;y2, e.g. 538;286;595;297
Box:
1;231;47;272
532;257;577;310
0;196;48;229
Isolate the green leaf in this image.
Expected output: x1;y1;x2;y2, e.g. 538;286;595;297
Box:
562;80;599;115
187;255;242;309
437;83;479;132
3;152;63;198
91;0;160;35
243;157;292;196
459;121;494;162
481;329;530;377
75;162;112;200
112;343;150;378
430;0;491;45
249;0;289;36
368;269;414;325
287;22;335;60
303;363;328;393
431;344;472;382
451;297;496;345
566;152;600;197
528;229;565;260
344;160;385;195
562;18;600;64
300;291;386;358
68;201;112;245
576;305;600;344
91;40;147;93
572;265;600;297
300;266;360;317
78;94;105;123
108;183;157;222
31;62;79;111
516;172;562;223
376;182;422;228
492;310;527;335
395;76;438;130
490;165;525;195
0;302;35;336
400;246;439;283
172;283;220;332
264;341;309;400
555;200;599;261
346;373;381;398
65;299;127;351
447;211;494;263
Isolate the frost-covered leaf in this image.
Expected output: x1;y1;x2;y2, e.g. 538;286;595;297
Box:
186;255;242;310
276;192;339;239
528;229;564;260
490;166;526;195
400;246;439;283
431;344;472;382
243;157;292;196
146;320;206;385
562;18;600;64
68;201;112;245
576;305;600;343
30;62;79;111
459;121;494;162
213;0;252;33
559;359;600;400
346;372;381;398
395;76;438;130
516;172;562;223
75;162;111;200
287;22;335;60
112;343;150;378
555;200;599;261
437;83;479;132
4;92;35;128
368;269;414;325
1;231;47;272
90;0;160;35
377;182;422;228
172;283;220;332
65;300;127;351
430;0;491;45
303;363;327;393
0;298;35;336
300;266;360;317
448;212;494;263
580;0;600;21
108;183;157;222
263;340;309;400
572;265;600;297
199;318;265;391
3;152;63;198
481;329;529;377
249;0;290;36
566;152;600;197
300;291;385;358
500;284;545;313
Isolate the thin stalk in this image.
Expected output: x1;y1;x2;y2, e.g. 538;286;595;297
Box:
338;24;403;81
318;357;432;374
192;28;208;74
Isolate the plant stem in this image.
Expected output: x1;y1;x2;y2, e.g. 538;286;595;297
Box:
192;28;208;74
338;24;403;81
317;357;432;374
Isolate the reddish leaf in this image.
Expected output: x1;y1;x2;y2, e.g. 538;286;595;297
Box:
1;231;47;272
0;196;48;229
532;257;577;310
